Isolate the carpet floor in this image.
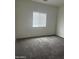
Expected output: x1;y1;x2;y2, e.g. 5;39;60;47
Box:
15;36;64;59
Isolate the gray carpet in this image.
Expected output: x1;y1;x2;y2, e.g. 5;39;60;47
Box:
15;36;64;59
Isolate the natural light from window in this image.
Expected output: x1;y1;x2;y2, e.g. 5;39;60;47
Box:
33;12;47;27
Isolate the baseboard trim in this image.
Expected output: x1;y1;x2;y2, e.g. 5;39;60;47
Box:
56;35;64;39
16;34;56;40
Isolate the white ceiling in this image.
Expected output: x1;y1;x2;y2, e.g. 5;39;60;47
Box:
32;0;64;7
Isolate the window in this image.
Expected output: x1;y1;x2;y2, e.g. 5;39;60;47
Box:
33;12;47;27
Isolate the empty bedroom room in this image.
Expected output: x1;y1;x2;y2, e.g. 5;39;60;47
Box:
15;0;64;59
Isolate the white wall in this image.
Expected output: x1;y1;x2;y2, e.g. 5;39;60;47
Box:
56;6;64;38
15;0;57;38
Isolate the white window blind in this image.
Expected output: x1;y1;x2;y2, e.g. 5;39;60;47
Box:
33;12;47;27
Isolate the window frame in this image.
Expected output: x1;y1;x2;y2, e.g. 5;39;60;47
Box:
32;11;47;27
